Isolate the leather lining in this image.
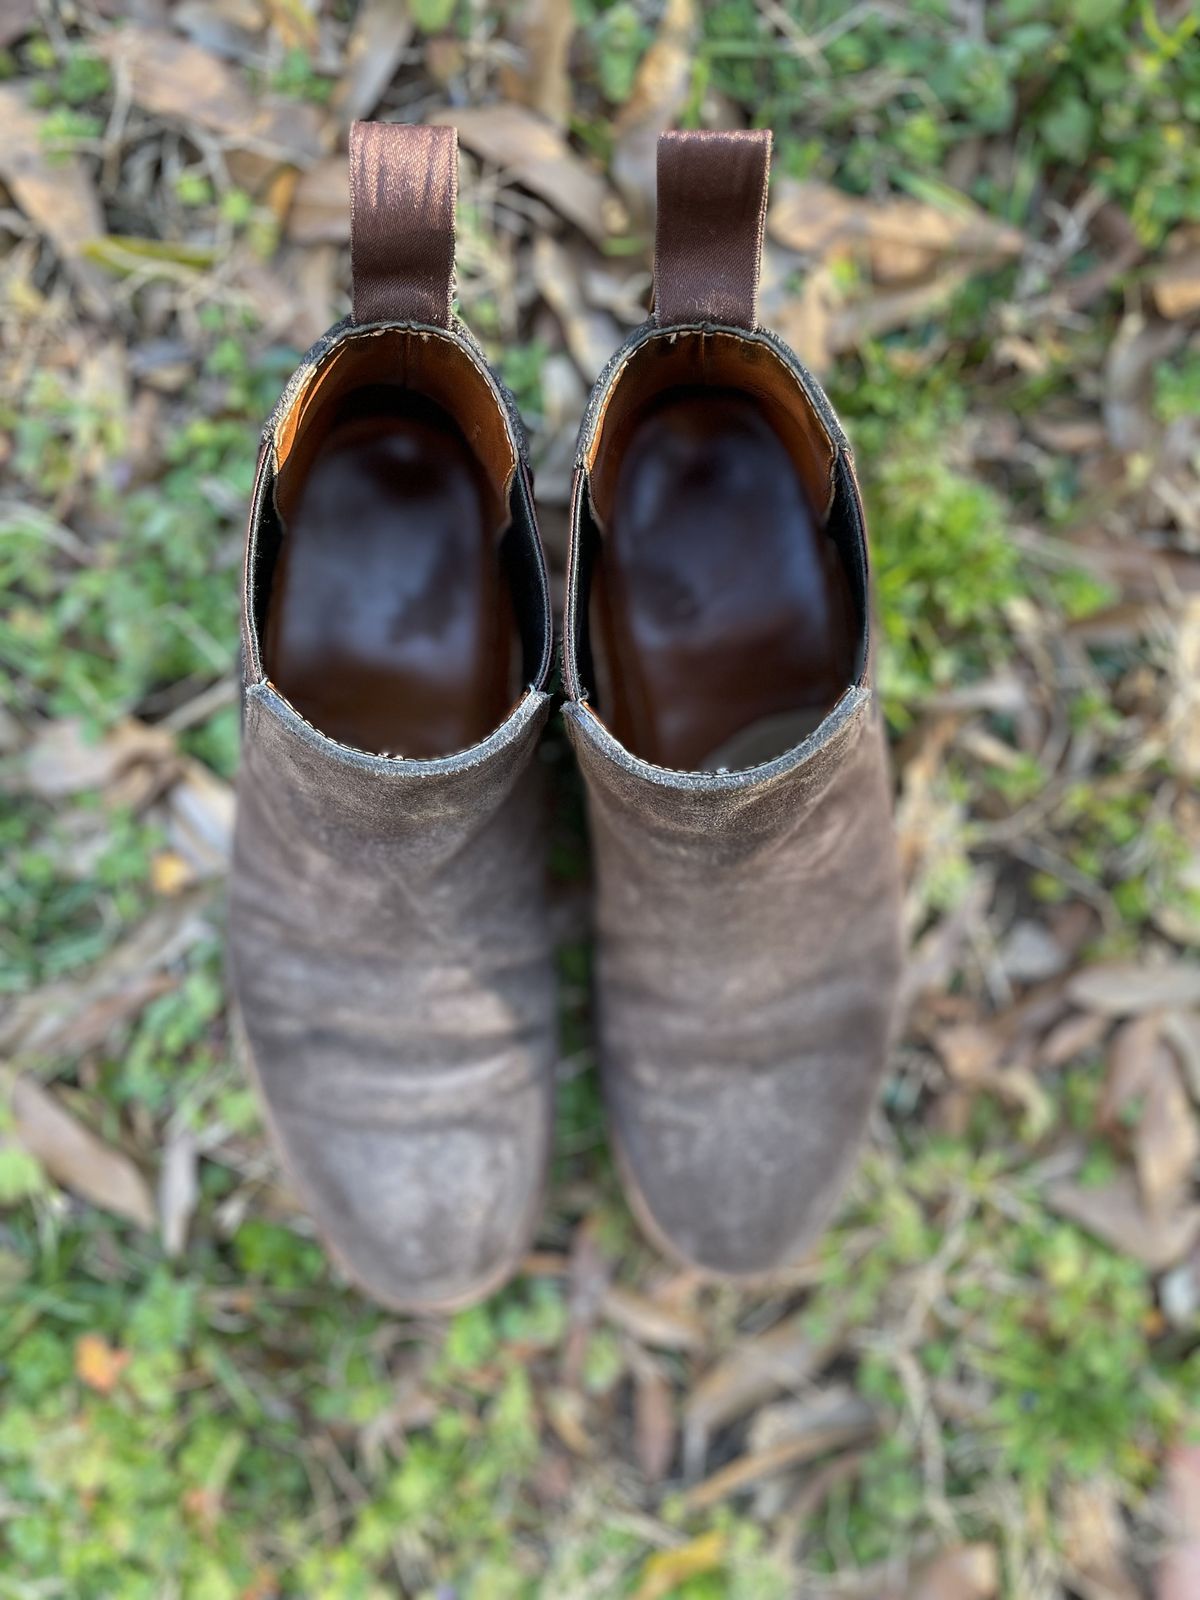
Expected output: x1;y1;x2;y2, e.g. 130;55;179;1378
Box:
582;330;856;772
585;327;837;524
262;328;520;758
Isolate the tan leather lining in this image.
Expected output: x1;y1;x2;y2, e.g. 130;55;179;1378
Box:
273;326;517;528
585;328;837;525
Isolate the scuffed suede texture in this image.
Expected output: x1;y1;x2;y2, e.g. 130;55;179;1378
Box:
564;317;903;1277
230;314;555;1312
230;687;555;1309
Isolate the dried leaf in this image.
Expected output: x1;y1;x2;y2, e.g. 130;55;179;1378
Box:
532;234;623;382
99;27;324;163
683;1314;843;1473
632;1359;676;1483
1103;315;1185;453
13;716;176;800
1101;1012;1166;1127
1000;920;1070;984
441;104;623;245
1134;1045;1198;1221
1150;251;1200;320
1060;1478;1141;1600
933;1022;1005;1085
287;155;349;244
159;1126;199;1259
1067;963;1200;1016
827;264;972;351
1040;1003;1110;1071
0;0;33;48
498;0;575;130
74;1332;131;1395
332;0;412;126
167;759;235;877
1;900;206;1060
634;1532;725;1600
747;1385;876;1456
1047;1171;1200;1271
684;1413;871;1514
1159;1444;1200;1600
601;1284;705;1351
904;1544;999;1600
1163;1011;1200;1105
152;851;195;896
9;1075;155;1230
610;0;696;224
1168;598;1200;780
0;86;112;318
767;258;837;374
769;180;1023;275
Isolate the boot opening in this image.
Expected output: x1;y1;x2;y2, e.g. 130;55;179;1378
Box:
259;327;525;758
581;328;866;771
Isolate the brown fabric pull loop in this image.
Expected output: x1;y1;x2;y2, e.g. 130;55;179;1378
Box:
654;129;771;331
349;121;457;327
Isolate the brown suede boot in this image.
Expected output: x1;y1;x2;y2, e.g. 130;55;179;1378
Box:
229;123;555;1311
562;130;903;1277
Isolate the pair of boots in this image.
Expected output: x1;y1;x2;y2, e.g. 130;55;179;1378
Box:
228;122;903;1313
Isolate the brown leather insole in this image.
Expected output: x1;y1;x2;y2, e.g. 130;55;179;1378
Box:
264;390;510;757
595;387;856;771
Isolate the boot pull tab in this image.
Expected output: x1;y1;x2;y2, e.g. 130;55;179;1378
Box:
654;128;772;332
349;121;457;328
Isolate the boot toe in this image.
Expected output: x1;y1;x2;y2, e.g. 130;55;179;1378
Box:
271;1100;549;1312
609;1058;877;1278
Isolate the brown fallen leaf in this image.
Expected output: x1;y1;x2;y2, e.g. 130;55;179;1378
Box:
1039;1007;1110;1070
12;716;177;801
769;180;1023;278
633;1531;725;1600
1150;250;1200;321
610;0;697;225
1067;963;1200;1016
1060;1478;1141;1600
167;758;235;878
1103;314;1185;453
1159;1444;1200;1600
498;0;575;130
440;103;624;246
767;257;838;373
532;233;623;382
1134;1043;1199;1221
601;1284;705;1352
287;156;349;244
932;1022;1006;1085
1101;1011;1166;1127
0;87;112;319
1047;1171;1200;1271
631;1356;676;1483
75;1332;131;1395
746;1384;876;1456
151;851;195;897
826;264;973;352
0;0;32;49
1163;1011;1200;1105
1;898;206;1060
683;1313;842;1472
684;1404;875;1515
9;1075;155;1230
903;1543;999;1600
98;27;324;163
331;0;412;126
1168;598;1200;782
159;1125;199;1260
